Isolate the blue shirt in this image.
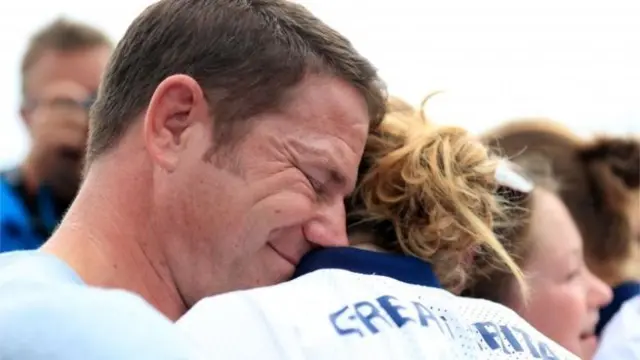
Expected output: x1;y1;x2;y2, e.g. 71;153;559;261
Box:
0;251;201;359
0;169;60;252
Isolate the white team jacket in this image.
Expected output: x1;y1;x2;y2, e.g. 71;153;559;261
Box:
177;248;579;360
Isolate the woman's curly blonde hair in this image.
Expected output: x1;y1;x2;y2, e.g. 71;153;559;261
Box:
346;96;525;292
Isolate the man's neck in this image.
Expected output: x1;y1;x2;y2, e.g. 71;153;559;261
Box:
41;164;187;321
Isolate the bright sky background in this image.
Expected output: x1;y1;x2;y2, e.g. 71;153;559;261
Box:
0;0;638;168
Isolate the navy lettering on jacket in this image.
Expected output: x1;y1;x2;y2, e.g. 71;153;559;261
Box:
329;294;559;359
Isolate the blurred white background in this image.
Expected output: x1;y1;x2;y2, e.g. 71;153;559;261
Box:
0;0;638;168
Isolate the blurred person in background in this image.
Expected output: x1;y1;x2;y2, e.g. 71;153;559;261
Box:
0;0;384;359
177;98;579;360
0;18;112;252
481;121;639;336
462;153;612;360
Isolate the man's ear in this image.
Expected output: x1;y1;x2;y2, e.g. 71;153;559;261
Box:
143;74;207;172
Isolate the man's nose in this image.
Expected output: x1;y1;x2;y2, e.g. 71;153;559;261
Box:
303;198;349;248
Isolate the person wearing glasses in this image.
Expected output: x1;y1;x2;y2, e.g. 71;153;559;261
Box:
0;19;112;252
177;98;579;360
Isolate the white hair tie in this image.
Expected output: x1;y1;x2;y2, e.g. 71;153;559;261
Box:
495;160;534;193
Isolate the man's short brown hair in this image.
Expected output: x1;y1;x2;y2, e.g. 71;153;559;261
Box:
88;0;386;163
21;18;112;96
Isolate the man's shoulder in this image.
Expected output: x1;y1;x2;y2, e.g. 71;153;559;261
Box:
0;251;197;360
0;250;80;283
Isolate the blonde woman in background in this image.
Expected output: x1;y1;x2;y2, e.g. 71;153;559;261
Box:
462;154;612;360
483;121;639;334
176;97;579;360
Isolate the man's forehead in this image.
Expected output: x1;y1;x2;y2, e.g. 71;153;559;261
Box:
284;75;369;130
290;105;369;165
25;48;108;96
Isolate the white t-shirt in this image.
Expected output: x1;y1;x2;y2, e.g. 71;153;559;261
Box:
594;295;640;360
0;251;202;360
177;247;578;360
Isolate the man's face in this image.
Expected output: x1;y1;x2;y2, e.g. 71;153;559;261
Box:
160;75;370;304
22;46;111;197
